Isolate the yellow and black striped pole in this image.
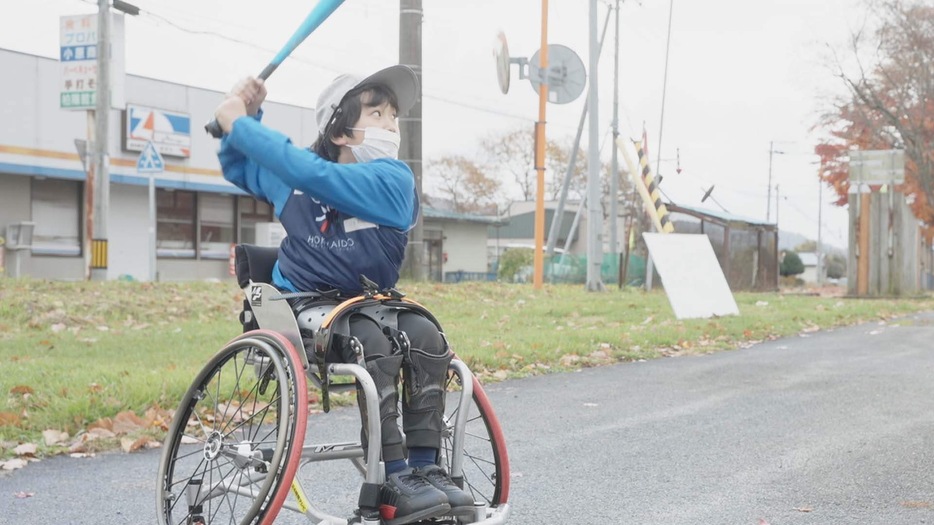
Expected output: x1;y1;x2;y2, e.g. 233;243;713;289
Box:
615;137;674;234
634;139;674;233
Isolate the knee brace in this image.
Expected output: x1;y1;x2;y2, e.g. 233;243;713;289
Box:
401;347;453;449
358;353;405;462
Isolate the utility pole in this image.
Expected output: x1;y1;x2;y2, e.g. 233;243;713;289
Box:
544;7;612;259
766;141;773;222
609;0;620;261
89;0;112;281
586;0;605;291
532;0;549;290
400;0;425;280
766;141;789;223
775;184;780;228
816;178;823;284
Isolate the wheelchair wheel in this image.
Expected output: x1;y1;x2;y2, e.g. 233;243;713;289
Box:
157;330;308;525
441;374;510;509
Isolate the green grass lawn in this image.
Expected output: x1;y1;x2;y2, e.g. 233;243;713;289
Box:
1;277;932;459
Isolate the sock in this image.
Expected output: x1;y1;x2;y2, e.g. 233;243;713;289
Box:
407;447;437;469
386;458;408;476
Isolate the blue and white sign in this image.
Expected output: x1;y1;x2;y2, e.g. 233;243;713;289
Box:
137;141;165;173
126;104;192;158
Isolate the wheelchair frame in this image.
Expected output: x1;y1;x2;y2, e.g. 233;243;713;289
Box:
156;246;510;525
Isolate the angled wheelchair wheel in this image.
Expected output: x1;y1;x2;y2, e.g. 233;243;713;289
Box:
157;330;308;525
441;374;510;509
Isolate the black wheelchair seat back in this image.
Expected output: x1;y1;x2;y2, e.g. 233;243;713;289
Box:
234;244;279;288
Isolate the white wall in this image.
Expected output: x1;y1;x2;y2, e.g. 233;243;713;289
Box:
441;221;490;275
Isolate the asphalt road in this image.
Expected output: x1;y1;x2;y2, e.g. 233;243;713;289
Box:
2;312;934;525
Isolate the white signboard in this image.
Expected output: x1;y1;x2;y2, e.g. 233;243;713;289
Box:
59;13;125;111
849;149;905;185
59;14;97;109
644;233;739;319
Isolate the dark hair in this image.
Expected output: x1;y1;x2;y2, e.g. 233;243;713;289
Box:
311;83;399;161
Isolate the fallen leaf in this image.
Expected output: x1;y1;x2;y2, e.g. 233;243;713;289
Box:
13;443;37;457
1;458;27;471
88;417;113;432
42;429;69;446
120;436;148;453
13;491;35;499
793;506;813;512
9;385;34;396
0;412;22;427
87;427;117;439
112;411;146;435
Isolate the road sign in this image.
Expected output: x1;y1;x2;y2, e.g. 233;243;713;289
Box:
849;149;905;185
137;141;165;173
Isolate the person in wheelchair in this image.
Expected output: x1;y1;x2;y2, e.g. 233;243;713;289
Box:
213;66;474;525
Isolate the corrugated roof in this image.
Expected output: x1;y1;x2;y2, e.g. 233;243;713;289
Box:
669;203;775;227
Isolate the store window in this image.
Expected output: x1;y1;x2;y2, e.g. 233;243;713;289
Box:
238;196;274;245
30;178;81;256
156;189;195;257
199;193;235;259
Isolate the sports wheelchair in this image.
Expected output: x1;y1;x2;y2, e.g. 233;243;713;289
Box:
156;245;511;525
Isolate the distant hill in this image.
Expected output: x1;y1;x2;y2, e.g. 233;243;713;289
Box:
779;230;846;255
778;231;809;251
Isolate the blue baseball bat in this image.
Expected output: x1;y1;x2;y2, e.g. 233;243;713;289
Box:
206;0;347;137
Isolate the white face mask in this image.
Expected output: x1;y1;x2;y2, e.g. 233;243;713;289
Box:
347;127;401;163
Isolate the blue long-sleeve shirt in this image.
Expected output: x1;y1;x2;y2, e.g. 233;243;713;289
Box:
219;114;418;294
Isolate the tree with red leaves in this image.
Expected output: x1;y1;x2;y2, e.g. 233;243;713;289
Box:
814;0;934;238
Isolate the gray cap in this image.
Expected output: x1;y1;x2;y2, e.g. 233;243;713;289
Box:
315;65;419;137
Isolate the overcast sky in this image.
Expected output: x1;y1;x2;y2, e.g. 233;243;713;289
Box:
2;0;868;249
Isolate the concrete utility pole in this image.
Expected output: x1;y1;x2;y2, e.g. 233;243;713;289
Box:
609;0;620;258
544;7;612;260
586;0;605;291
90;0;112;281
400;0;426;280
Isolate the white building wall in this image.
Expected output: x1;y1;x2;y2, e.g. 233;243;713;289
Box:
441;222;490;277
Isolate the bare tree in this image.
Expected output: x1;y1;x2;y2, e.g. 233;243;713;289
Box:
481;126;583;202
482;128;535;201
425;156;501;214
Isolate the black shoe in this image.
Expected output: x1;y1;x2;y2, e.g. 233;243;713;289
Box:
380;467;451;525
415;464;476;517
